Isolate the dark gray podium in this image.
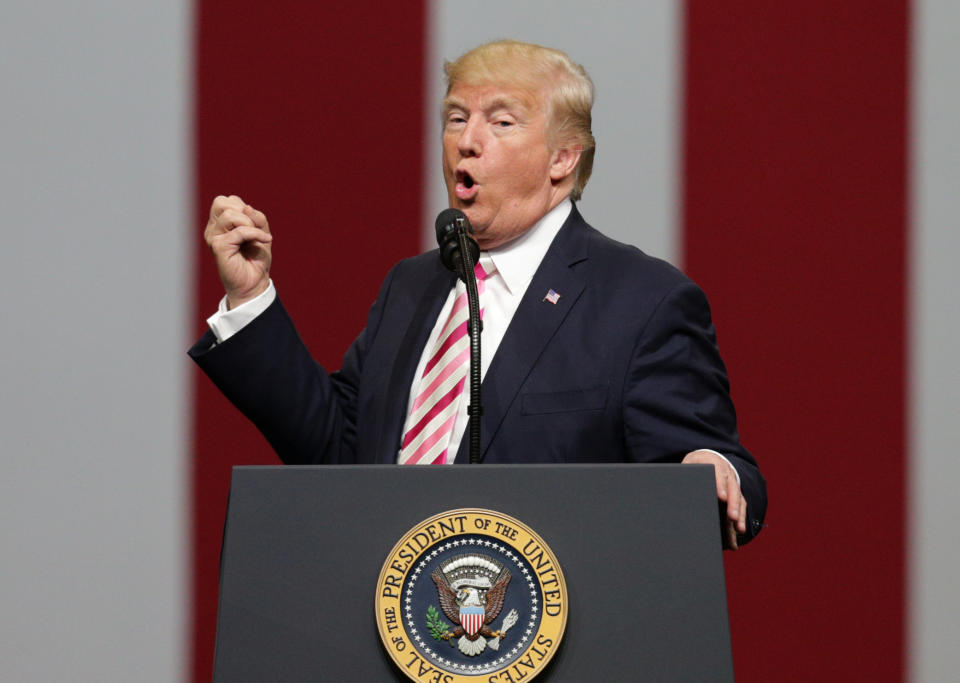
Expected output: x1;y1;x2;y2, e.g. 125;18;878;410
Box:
214;464;733;682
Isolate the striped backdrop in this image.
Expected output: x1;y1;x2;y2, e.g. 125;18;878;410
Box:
3;2;958;681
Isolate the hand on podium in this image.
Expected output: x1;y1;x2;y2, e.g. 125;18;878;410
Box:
683;449;747;551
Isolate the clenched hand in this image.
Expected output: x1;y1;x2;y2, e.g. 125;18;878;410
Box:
204;194;273;309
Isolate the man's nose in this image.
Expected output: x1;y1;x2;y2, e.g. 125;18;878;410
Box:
457;116;483;156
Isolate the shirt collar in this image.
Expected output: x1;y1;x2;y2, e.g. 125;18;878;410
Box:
485;199;572;295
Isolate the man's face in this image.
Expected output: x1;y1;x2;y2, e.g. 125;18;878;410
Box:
442;82;571;250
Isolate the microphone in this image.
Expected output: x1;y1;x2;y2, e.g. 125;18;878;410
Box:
433;208;484;464
435;208;479;283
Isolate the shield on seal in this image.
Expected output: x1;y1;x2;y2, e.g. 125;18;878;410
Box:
459;605;485;636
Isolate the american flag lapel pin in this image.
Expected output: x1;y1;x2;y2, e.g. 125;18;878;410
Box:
543;289;561;305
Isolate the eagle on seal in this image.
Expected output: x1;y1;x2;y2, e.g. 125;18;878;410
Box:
430;555;515;656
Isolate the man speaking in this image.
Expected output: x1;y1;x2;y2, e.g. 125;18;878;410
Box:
190;40;766;549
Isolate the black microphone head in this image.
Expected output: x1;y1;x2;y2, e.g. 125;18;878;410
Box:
435;208;479;276
435;208;468;249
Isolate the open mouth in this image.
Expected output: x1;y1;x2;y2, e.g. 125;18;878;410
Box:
455;170;479;200
457;170;475;188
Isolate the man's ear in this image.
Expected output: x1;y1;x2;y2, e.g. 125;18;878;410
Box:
549;145;582;183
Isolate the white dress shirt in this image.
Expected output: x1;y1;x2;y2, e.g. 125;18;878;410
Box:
402;200;572;462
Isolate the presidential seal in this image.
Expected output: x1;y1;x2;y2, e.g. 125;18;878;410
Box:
375;509;567;683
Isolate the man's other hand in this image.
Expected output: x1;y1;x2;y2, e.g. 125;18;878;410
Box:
204;195;273;309
682;449;747;551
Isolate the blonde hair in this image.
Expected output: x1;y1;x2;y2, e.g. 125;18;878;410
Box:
444;40;596;200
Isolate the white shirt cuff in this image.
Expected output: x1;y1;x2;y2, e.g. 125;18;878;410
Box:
206;280;276;343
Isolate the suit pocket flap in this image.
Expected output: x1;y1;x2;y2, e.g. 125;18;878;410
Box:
521;386;608;415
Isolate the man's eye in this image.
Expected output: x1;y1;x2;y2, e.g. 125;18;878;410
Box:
494;120;513;128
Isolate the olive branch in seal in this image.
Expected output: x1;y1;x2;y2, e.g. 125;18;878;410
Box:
425;605;452;641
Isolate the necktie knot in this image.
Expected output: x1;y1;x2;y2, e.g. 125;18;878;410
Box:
474;254;495;282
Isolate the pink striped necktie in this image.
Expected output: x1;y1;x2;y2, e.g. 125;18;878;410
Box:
397;256;494;465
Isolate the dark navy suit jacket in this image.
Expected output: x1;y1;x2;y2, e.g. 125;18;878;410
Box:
190;206;766;542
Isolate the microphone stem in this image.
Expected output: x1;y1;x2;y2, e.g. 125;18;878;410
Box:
455;226;483;464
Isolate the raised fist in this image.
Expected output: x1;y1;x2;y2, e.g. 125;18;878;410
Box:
204;195;273;308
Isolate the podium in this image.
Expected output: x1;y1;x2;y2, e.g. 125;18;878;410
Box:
213;464;734;682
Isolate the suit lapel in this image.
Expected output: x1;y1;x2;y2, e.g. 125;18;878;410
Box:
375;263;456;463
453;207;591;463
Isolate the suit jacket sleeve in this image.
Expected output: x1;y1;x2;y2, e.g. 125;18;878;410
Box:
624;278;767;541
187;265;399;464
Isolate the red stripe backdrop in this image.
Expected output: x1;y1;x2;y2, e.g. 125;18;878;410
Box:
192;3;425;680
683;2;908;681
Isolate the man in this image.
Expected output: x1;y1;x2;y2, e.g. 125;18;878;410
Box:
190;40;766;548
